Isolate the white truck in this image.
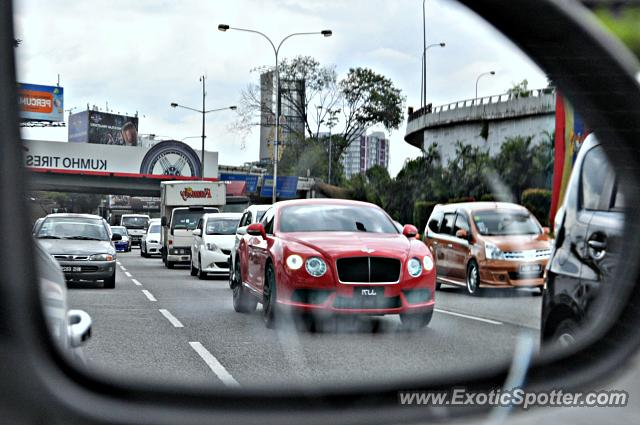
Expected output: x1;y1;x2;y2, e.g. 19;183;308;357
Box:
120;214;151;247
160;181;226;269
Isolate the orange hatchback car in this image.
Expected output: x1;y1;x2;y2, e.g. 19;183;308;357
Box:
424;202;552;295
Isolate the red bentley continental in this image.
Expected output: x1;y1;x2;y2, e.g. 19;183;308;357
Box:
231;199;436;329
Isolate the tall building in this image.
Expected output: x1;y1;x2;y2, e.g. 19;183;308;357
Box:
259;70;306;162
341;131;390;179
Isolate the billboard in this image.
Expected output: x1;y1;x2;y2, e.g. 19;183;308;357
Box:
219;173;259;193
260;175;298;199
23;139;218;178
68;110;139;146
17;83;64;122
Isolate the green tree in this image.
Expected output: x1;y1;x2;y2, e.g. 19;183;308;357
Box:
506;79;530;98
493;136;534;202
596;7;640;59
446;141;491;200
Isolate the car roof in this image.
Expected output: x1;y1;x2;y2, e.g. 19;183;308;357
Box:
148;218;161;223
202;212;242;220
44;213;104;220
272;198;381;209
121;214;150;217
435;202;530;214
111;225;126;229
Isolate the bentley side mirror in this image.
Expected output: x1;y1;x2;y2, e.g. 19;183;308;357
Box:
247;223;267;239
402;224;418;239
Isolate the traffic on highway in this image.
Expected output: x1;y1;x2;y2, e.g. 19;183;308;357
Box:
33;182;564;386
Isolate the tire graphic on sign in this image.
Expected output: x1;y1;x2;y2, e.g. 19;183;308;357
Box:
139;140;202;177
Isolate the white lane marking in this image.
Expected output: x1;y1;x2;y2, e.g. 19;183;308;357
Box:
434;308;503;325
125;271;132;277
116;261;121;265
131;279;142;286
159;309;184;328
120;266;127;271
141;290;157;302
189;342;240;387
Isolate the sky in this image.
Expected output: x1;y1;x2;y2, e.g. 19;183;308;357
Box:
14;0;548;177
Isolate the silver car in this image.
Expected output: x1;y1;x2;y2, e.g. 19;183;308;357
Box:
36;239;92;363
35;213;120;288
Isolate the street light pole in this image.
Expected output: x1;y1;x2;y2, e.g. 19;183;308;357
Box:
200;75;206;178
170;91;236;178
422;42;446;107
475;71;496;100
218;24;332;204
422;0;426;108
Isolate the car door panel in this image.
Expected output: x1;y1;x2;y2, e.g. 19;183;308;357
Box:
449;212;471;280
436;213;457;280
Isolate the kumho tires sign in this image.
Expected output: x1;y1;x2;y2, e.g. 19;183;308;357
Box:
22;139;218;178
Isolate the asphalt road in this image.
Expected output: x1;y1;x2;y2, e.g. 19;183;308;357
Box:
67;249;542;389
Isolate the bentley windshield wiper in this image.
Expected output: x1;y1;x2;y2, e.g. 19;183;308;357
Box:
37;235;61;239
64;236;103;241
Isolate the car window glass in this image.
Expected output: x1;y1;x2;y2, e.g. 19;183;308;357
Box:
473;210;540;236
245;212;252;226
260;208;273;226
427;211;443;233
36;217;109;240
581;146;612;211
264;214;275;235
454;213;470;235
612;183;625;210
278;204;398;233
205;218;239;235
440;213;456;235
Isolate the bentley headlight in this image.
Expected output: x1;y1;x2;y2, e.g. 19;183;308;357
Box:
286;254;303;270
407;258;422;277
423;255;434;272
89;253;114;261
206;243;218;252
305;257;327;277
485;242;505;260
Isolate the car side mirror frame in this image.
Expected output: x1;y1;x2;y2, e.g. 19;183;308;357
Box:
111;234;122;241
192;229;202;237
247;223;267;239
402;224;418;239
161;216;167;227
67;309;92;348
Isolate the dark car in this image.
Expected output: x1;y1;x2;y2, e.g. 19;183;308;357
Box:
110;226;131;252
541;134;624;346
35;214;121;289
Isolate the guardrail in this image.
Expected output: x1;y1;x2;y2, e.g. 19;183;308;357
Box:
408;87;556;122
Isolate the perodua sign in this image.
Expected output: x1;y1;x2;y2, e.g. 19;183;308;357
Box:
22;139;218;179
17;83;64;122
